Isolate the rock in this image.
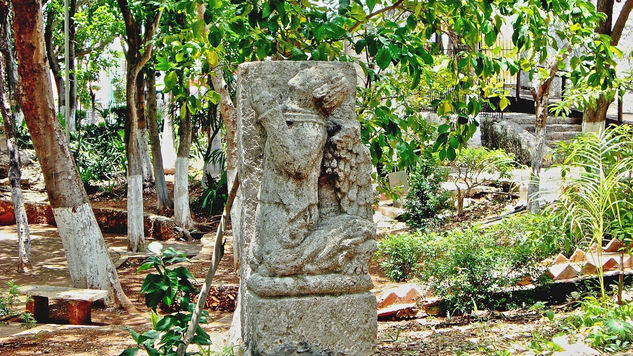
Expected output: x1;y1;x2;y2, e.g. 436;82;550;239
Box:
605;239;625;252
232;62;376;355
546;264;580;280
377;303;419;320
569;249;587;263
552;336;600;356
553;253;569;265
376;284;424;308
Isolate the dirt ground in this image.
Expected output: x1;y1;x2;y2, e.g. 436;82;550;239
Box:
0;188;570;356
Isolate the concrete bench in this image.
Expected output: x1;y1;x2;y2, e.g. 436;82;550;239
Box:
17;285;108;325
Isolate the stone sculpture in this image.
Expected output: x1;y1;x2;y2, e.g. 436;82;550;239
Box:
231;62;376;355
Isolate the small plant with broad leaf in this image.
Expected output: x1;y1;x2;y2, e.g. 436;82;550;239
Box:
120;243;211;356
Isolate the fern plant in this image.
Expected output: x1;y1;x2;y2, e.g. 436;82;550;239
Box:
550;127;633;297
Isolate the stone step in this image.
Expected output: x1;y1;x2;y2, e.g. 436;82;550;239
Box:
524;124;582;133
504;115;583;125
547;131;581;141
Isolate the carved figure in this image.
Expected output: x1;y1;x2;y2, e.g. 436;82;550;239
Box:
248;65;375;282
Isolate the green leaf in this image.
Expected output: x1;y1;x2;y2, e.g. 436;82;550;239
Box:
192;19;206;39
367;0;377;12
164;71;177;91
118;348;139;356
376;48;391;70
208;26;223;48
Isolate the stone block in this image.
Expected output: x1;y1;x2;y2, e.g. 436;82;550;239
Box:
546;264;579;280
376;284;423;308
553;253;569;265
569;249;587;263
245;291;376;356
605;239;625;252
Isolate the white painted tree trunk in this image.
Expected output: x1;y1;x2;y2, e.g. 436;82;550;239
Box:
127;174;144;251
138;127;154;182
174;156;193;228
53;203;126;305
161;96;177;173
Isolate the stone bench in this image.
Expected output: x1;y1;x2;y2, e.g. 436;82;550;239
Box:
17;285;108;325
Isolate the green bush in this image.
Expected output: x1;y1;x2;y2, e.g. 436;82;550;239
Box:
375;233;425;282
376;213;563;312
564;296;633;353
403;156;452;230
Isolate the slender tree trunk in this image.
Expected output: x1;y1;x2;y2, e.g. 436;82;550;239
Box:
67;0;77;132
136;72;153;183
582;97;610;133
174;91;193;229
0;12;30;273
582;0;633;132
210;68;237;186
146;69;172;209
161;93;177;173
44;11;65;111
528;90;550;213
11;0;133;309
125;69;145;252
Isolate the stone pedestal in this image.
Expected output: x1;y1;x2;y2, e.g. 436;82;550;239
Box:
245;291;376;355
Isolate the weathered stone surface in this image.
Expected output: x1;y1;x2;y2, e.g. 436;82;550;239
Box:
246;291;377;356
377;303;419;320
231;61;376;355
376;284;424;308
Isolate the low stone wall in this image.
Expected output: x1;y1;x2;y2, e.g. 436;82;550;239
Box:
0;200;177;240
480;116;552;166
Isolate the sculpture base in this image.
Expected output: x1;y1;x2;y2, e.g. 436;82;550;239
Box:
244;291;376;355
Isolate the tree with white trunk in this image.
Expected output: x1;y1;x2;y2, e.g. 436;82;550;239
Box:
0;1;30;273
116;0;162;252
11;0;133;309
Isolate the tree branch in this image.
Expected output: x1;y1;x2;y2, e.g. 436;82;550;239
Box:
611;0;633;46
137;10;162;72
349;0;405;32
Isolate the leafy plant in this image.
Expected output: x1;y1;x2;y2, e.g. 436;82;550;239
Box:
419;214;558;313
375;233;425;282
0;281;19;318
137;245;198;311
550;127;633;297
403;155;453;230
450;147;516;215
192;169;228;217
121;244;211;356
563;296;633;353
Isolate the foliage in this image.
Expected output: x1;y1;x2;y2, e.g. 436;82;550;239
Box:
550;127;633;297
0;281;19;318
563;297;633;353
377;213;561;313
403;155;452;230
192;169;228;217
375;233;425;282
121;244;210;356
69;121;127;184
450;147;516;214
137;246;198;312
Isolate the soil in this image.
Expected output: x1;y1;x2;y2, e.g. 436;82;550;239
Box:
0;185;571;355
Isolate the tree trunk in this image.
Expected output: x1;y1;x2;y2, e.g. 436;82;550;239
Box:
174;95;193;229
528;91;550;213
11;0;133;310
210;68;237;187
582;96;609;133
161;92;177;173
67;0;77;132
44;10;65;111
581;0;633;131
0;13;30;273
146;69;172;210
135;72;154;183
125;69;145;252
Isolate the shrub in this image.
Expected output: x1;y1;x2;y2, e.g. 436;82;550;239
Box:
375;233;425;282
419;214;562;313
121;243;210;356
564;296;633;353
376;213;563;313
403;156;452;230
450;147;516;215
